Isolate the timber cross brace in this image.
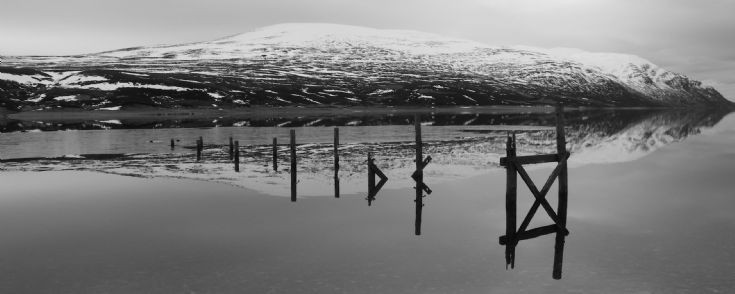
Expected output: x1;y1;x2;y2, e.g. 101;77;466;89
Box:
366;153;388;206
498;104;570;280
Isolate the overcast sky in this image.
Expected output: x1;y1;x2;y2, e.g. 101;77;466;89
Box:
1;0;733;99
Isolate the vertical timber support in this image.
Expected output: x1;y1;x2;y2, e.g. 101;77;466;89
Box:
414;114;424;235
170;139;175;150
505;132;518;269
234;140;240;172
290;130;297;202
272;137;278;171
367;152;375;204
196;137;202;161
553;103;568;280
334;127;340;198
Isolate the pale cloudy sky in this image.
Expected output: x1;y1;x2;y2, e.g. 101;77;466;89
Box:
1;0;733;99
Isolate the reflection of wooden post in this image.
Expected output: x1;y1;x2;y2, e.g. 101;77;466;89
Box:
170;139;175;150
229;137;234;160
553;103;568;280
234;140;240;172
414;114;423;235
290;130;297;202
334;127;340;198
505;132;517;269
272;137;278;171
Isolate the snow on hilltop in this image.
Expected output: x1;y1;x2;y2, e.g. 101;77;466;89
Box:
98;23;488;59
0;23;731;109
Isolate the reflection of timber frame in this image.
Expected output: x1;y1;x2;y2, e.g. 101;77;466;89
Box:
499;104;570;280
367;153;388;206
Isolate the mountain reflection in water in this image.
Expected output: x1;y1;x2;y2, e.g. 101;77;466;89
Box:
0;108;730;197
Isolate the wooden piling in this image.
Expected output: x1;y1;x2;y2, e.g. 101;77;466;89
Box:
368;152;374;204
234;140;240;172
272;137;278;171
553;103;568;280
414;114;423;235
170;139;175;150
229;137;234;160
196;138;202;161
290;130;297;202
334;127;340;198
505;132;518;269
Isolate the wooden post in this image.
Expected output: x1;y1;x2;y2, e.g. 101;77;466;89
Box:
414;114;423;235
170;139;175;150
234;140;240;172
229;137;234;160
368;152;374;203
505;132;518;269
272;137;278;171
196;138;202;161
334;127;340;198
290;130;297;202
553;103;568;280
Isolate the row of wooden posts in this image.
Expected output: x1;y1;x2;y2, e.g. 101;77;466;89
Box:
169;105;570;279
169;114;431;235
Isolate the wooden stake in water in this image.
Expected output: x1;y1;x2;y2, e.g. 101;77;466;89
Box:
290;130;297;202
334;127;340;198
170;139;175;150
505;132;518;269
272;137;278;171
234;140;240;172
229;137;234;160
368;152;374;204
553;103;568;280
414;114;423;235
196;137;202;161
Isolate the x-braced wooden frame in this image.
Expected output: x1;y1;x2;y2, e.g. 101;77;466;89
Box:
498;103;569;280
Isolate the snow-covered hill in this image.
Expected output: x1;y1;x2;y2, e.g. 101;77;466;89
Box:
1;23;730;110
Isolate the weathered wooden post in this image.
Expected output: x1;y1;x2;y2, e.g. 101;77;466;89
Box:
196;137;202;161
366;152;389;206
414;114;424;235
272;137;278;171
334;127;340;198
229;137;234;160
553;103;568;280
368;152;375;203
234;140;240;172
505;132;518;269
170;139;175;150
290;130;297;202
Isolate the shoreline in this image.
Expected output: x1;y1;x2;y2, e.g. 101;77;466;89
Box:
4;105;675;122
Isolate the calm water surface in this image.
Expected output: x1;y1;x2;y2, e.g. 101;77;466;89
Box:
0;108;734;293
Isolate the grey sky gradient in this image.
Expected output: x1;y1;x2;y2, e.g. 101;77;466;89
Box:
1;0;733;99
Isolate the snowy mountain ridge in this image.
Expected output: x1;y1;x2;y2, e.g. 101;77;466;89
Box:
98;23;490;58
0;23;730;110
